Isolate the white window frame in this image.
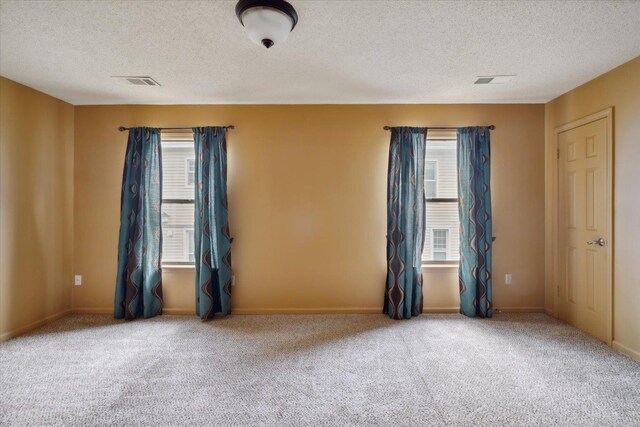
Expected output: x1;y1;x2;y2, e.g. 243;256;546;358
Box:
183;229;195;263
185;158;195;188
161;132;196;267
423;135;459;266
431;228;449;261
425;160;438;198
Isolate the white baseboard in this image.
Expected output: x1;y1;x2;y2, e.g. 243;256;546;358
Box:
423;306;460;313
74;307;383;315
612;340;640;361
162;308;194;315
234;307;461;315
0;309;72;343
70;306;545;316
233;307;382;315
72;307;112;314
234;307;544;315
72;307;195;316
495;306;546;313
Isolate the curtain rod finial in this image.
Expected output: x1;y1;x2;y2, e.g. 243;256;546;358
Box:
118;126;126;132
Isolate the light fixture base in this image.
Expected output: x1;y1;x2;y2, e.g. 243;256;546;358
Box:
235;0;298;30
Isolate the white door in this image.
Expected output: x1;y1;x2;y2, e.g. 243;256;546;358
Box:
557;117;611;343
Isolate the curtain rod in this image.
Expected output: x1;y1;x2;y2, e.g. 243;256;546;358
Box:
118;126;235;132
383;125;495;131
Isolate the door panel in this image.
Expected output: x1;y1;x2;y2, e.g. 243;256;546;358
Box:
558;118;610;343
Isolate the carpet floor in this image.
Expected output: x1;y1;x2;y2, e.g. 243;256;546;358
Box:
0;313;638;426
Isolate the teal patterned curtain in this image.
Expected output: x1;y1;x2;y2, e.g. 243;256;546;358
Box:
384;127;427;320
115;128;163;319
457;127;493;318
193;127;233;320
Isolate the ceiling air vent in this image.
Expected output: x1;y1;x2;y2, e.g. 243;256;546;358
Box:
474;75;516;85
113;76;161;86
474;77;494;84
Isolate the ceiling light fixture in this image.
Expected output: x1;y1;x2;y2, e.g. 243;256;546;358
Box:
235;0;298;49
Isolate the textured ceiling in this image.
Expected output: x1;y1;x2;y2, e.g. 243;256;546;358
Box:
1;0;639;105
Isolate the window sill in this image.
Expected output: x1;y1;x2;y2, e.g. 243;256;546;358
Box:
162;264;195;270
422;263;459;269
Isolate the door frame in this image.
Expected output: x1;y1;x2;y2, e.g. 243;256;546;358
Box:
551;107;613;345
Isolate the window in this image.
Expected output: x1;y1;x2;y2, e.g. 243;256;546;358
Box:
184;229;195;262
425;160;437;198
432;229;449;261
185;158;195;187
423;137;460;264
161;132;195;265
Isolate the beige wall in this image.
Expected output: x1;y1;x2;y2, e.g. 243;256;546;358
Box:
73;104;545;314
0;77;74;341
545;57;640;359
4;61;636;355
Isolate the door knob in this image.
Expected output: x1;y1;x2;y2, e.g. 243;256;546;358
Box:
587;238;606;247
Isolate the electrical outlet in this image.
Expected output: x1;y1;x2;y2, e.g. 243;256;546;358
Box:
505;274;512;285
231;275;236;287
74;275;82;286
